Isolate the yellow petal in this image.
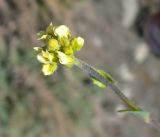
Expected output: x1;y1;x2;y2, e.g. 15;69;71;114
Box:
57;51;74;67
77;37;84;47
42;63;57;75
48;39;60;51
37;54;49;64
54;25;70;38
42;50;54;62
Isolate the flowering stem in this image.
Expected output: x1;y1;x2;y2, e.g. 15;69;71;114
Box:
75;58;160;132
75;58;141;110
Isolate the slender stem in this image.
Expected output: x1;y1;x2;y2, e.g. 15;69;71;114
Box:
75;58;140;110
75;58;160;132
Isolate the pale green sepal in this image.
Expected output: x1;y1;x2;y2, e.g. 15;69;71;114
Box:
72;37;84;51
37;31;47;40
46;22;55;35
63;46;73;55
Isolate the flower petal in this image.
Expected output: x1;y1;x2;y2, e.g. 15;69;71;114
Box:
57;51;74;67
33;47;42;52
42;63;57;75
42;50;54;62
54;25;70;38
37;54;49;64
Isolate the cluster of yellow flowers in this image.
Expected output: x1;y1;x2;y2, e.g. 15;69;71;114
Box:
33;23;84;75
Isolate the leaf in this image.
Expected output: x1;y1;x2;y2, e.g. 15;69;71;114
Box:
118;109;150;123
98;70;116;84
91;69;116;88
91;78;106;88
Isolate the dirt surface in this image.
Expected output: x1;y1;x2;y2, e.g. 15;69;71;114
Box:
0;0;160;137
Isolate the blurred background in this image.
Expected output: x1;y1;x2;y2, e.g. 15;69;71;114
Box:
0;0;160;137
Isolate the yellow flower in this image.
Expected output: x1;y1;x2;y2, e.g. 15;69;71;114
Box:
72;37;84;51
34;23;84;75
48;39;60;51
57;51;75;67
37;50;54;64
42;63;58;75
54;25;70;38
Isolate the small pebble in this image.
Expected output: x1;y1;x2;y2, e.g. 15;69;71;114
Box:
118;64;135;82
134;42;149;63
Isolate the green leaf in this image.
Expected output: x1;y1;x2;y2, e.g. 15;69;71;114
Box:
98;70;116;84
91;69;116;88
91;78;106;88
118;110;150;123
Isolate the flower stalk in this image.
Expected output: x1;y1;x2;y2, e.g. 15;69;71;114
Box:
75;58;141;111
33;23;160;132
75;58;160;132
